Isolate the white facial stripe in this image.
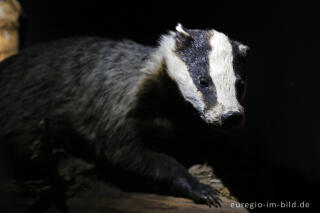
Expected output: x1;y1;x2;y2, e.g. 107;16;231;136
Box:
207;30;240;121
159;35;205;112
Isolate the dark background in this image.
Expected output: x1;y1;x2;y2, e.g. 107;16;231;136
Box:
18;0;320;212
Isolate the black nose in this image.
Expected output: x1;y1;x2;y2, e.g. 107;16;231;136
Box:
221;111;243;127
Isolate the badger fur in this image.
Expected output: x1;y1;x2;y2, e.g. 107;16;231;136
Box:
0;24;248;207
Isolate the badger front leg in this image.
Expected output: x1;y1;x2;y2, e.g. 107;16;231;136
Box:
139;150;221;207
98;131;221;207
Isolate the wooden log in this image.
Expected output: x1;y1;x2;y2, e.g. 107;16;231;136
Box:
60;188;248;213
5;157;249;213
60;164;248;213
3;126;249;213
0;0;21;62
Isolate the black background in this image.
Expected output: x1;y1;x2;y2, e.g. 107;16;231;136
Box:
18;0;320;212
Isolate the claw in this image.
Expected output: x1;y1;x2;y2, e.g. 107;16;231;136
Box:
209;194;221;208
206;198;212;208
184;181;221;208
215;197;222;207
208;194;215;203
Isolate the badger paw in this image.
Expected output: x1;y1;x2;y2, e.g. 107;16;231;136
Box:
172;177;221;207
190;182;221;207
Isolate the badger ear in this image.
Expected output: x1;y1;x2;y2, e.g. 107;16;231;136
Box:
238;44;250;56
175;23;192;44
232;40;250;57
175;23;190;36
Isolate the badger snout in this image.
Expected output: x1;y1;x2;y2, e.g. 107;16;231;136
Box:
203;104;245;129
220;111;244;128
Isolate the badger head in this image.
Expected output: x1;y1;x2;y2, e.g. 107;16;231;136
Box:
160;23;249;129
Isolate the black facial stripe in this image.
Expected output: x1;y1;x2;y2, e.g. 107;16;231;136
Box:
175;30;217;111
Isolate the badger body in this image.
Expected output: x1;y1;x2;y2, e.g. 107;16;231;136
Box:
0;25;248;207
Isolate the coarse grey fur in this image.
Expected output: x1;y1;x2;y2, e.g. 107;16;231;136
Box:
0;38;151;138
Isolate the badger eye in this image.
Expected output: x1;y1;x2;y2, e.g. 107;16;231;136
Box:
199;77;209;88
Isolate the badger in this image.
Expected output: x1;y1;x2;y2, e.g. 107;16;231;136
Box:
0;24;248;207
